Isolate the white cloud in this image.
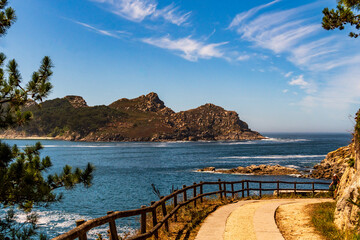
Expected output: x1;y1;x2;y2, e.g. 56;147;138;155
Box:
73;21;122;38
228;0;280;29
289;75;308;87
152;3;191;26
91;0;191;25
282;89;288;93
228;2;358;71
299;68;360;110
142;36;228;61
284;71;293;78
237;55;250;61
288;75;317;94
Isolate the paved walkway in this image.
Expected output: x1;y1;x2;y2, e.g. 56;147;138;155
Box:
195;199;330;240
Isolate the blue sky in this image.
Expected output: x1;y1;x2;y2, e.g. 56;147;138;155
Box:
1;0;360;133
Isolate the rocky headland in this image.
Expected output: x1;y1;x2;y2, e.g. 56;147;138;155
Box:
306;144;353;179
0;92;264;142
332;111;360;232
197;165;300;175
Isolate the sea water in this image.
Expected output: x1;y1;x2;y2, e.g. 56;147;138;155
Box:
1;133;351;238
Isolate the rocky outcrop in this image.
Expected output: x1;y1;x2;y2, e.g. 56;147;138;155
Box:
64;96;88;108
334;111;360;231
197;165;299;175
5;92;263;142
168;104;263;141
109;92;173;114
307;145;352;179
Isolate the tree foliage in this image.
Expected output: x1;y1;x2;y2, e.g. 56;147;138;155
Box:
0;1;95;239
322;0;360;38
0;0;16;36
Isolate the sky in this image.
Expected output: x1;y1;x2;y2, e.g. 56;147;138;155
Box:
1;0;360;133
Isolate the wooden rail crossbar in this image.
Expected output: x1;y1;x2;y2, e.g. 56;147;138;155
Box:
52;179;330;240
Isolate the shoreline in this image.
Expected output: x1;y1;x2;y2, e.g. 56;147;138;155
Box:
0;136;55;140
0;135;268;142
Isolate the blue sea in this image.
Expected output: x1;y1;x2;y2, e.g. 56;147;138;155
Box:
1;133;352;238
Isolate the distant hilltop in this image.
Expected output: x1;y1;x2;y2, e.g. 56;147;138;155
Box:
1;92;264;142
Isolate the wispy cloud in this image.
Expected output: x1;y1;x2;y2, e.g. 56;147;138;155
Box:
227;2;355;71
142;35;228;61
288;74;317;94
299;68;360;110
284;71;293;78
91;0;191;25
152;3;191;26
73;21;127;38
228;0;280;29
237;54;250;61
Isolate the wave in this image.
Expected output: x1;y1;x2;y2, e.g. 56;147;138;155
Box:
2;209;136;238
262;137;310;143
219;155;325;160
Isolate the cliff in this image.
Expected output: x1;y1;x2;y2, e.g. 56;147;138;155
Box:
307;145;353;179
333;110;360;231
1;92;264;142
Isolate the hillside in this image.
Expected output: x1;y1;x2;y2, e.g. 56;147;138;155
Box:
0;93;264;142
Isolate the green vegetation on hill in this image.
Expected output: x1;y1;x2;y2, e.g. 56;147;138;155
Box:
20;98;125;137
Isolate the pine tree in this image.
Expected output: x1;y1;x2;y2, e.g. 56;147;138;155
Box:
322;0;360;38
0;1;94;239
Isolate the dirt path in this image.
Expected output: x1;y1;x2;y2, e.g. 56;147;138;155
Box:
195;198;334;240
276;199;333;240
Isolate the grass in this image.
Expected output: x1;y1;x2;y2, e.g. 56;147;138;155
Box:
309;202;360;240
143;196;232;240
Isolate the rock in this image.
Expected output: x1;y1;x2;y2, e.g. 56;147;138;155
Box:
64;95;88;108
307;145;352;179
333;113;360;232
197;164;299;175
6;92;264;142
197;167;216;172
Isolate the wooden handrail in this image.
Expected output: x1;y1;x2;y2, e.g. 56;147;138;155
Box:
52;179;331;240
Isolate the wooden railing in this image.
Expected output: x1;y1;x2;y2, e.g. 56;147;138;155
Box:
52;179;330;240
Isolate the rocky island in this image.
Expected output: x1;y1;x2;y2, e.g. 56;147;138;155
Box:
0;92;264;142
197;165;300;175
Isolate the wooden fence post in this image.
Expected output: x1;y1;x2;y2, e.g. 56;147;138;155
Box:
218;179;223;199
200;181;203;203
242;181;245;198
193;182;197;207
246;181;250;197
183;185;187;202
173;194;178;222
312;182;315;196
231;183;235;198
277;181;280;196
160;197;169;232
75;219;88;240
151;201;158;239
223;182;227;199
259;182;262;198
294;182;297;195
140;205;147;234
107;211;119;240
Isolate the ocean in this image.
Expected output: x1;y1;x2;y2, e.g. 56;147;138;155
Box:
1;133;351;238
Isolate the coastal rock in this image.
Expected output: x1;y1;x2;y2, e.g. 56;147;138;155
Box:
168;103;264;141
306;145;352;179
64;95;88;108
334;112;360;231
197;164;299;175
4;92;264;142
